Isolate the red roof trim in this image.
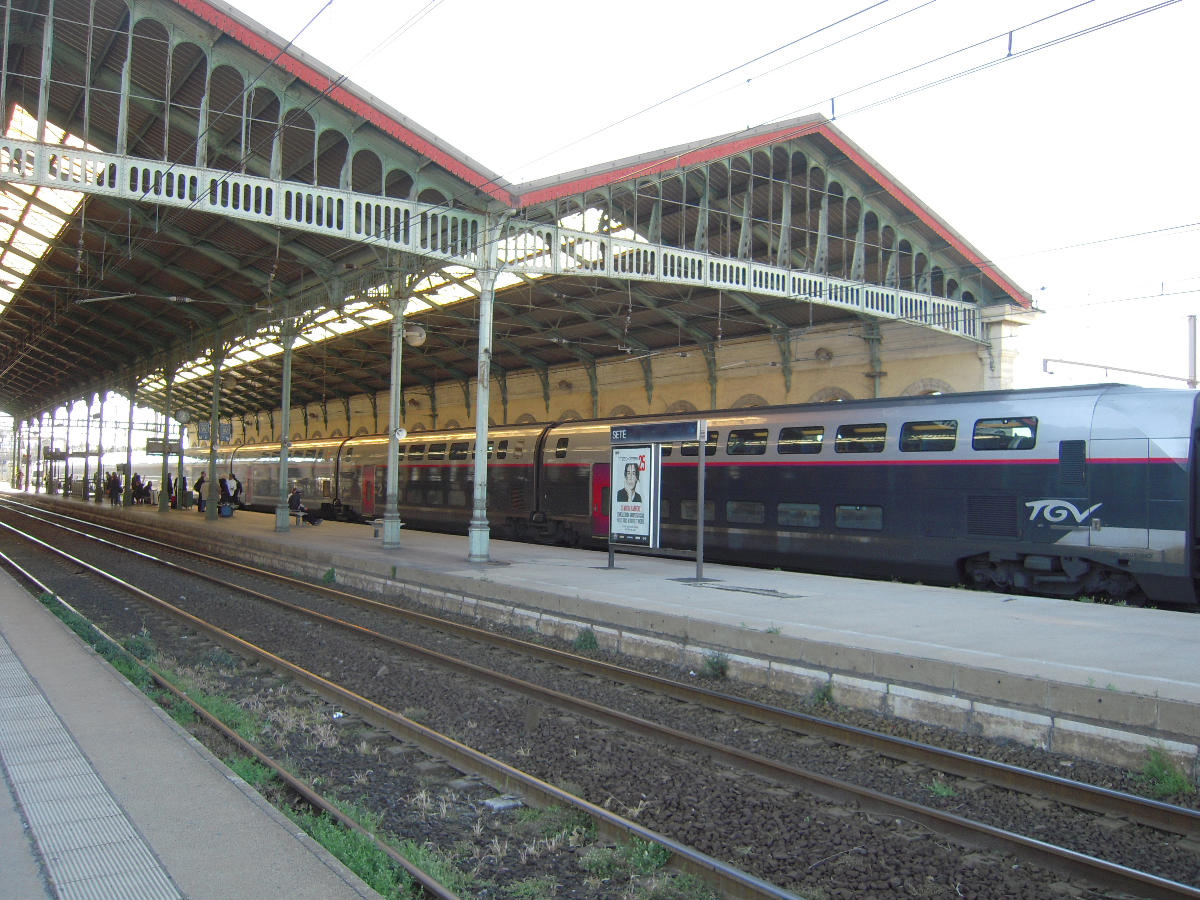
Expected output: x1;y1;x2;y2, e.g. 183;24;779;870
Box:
169;0;511;204
817;125;1028;308
516;121;1028;308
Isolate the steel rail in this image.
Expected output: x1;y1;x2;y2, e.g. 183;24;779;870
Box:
11;496;1198;838
0;546;463;900
5;506;1200;898
0;516;798;900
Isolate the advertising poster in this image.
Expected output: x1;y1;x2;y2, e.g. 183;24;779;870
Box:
609;444;658;547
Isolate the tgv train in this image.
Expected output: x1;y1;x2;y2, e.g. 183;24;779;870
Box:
182;384;1200;606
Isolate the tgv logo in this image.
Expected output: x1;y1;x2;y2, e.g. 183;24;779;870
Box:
1025;499;1103;524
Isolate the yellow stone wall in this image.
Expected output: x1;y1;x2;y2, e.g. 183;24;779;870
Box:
207;307;1033;445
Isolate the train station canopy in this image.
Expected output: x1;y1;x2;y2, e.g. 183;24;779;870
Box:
0;0;1029;425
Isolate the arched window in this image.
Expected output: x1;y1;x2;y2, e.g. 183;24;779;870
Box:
901;378;954;396
808;387;853;403
731;394;768;408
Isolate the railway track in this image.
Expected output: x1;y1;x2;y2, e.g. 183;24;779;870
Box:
3;498;1199;898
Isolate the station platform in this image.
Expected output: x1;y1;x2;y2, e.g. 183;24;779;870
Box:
1;488;1198;891
0;548;383;899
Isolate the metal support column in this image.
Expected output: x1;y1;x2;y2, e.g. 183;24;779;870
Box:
468;263;500;563
47;407;56;494
382;295;408;548
206;342;224;521
81;394;93;500
123;378;136;506
94;394;104;502
63;402;71;494
274;318;296;532
159;365;174;512
35;415;42;493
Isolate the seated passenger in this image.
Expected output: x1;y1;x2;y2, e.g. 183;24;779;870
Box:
288;487;320;525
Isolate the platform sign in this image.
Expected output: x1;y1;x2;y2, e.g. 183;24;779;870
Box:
609;444;660;547
146;438;182;455
195;423;232;444
610;421;699;445
608;419;707;579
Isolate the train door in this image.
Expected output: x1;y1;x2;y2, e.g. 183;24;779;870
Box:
1089;437;1150;549
591;462;610;538
361;466;376;517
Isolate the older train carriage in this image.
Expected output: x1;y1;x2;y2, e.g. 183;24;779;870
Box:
171;383;1199;606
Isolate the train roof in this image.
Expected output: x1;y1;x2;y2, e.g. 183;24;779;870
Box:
544;383;1195;429
191;383;1195;453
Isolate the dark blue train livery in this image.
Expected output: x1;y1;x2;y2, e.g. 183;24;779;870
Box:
184;384;1200;606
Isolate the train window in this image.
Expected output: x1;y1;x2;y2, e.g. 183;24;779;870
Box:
496;439;508;460
778;502;820;528
555;437;569;459
727;429;768;455
778;426;824;454
972;417;1037;451
427;443;447;461
680;499;717;521
661;444;672;457
835;504;883;530
726;500;765;524
680;432;719;456
511;441;525;459
408;444;425;462
449;442;470;461
900;420;957;452
835;423;886;453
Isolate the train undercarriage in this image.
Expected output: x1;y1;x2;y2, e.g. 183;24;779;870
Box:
962;551;1144;605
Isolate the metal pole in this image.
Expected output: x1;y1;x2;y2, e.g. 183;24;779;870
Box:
94;394;104;502
206;343;223;521
81;395;92;500
123;378;135;506
468;215;508;563
63;402;71;494
696;420;706;581
159;366;173;512
1188;315;1196;389
382;294;407;548
467;268;497;563
35;415;42;493
48;407;56;494
274;318;296;532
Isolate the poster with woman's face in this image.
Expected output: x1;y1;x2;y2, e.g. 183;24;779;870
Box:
610;445;656;546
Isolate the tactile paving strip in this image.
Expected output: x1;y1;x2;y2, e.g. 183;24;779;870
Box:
0;633;181;900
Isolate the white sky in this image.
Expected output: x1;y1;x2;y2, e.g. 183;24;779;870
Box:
227;0;1197;390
